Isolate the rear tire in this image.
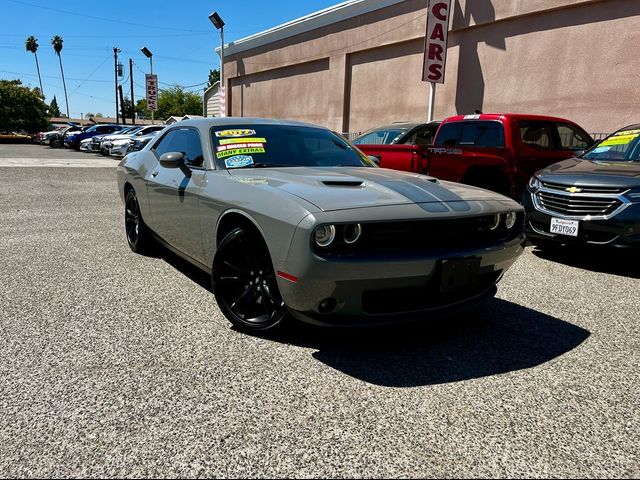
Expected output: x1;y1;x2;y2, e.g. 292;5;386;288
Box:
212;227;288;332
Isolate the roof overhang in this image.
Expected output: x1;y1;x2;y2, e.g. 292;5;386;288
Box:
215;0;407;58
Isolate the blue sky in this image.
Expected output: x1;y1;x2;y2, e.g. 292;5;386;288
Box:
2;0;338;118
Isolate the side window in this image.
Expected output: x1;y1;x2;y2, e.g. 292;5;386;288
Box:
556;123;592;150
415;127;435;145
435;122;504;147
520;121;554;149
403;127;435;145
153;129;204;166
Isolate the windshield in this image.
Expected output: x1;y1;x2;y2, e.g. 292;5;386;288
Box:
353;128;408;145
211;125;376;169
581;128;640;162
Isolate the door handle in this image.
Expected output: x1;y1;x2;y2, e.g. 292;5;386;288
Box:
151;170;158;178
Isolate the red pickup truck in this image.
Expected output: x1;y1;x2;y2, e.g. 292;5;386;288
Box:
356;113;594;198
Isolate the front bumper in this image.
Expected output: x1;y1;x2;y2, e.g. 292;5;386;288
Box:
523;190;640;248
277;224;524;326
109;143;130;157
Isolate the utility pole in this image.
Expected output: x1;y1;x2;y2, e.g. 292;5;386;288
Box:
118;85;126;125
113;47;121;124
129;58;135;124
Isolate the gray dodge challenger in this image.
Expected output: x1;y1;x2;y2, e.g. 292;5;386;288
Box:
117;118;525;331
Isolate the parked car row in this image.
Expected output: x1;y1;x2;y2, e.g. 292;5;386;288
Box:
354;114;640;251
33;123;165;157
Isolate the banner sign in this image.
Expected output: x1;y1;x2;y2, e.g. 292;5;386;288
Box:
145;74;158;111
422;0;451;84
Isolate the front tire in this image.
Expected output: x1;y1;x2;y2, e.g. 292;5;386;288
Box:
212;227;288;332
124;189;153;255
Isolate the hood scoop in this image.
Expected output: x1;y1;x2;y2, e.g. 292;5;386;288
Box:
321;180;364;187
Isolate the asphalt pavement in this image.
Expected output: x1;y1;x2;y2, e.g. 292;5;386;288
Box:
0;146;638;477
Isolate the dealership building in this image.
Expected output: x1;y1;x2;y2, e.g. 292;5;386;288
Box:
217;0;639;136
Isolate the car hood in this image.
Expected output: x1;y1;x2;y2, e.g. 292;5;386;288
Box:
538;158;640;188
103;133;134;141
228;166;514;212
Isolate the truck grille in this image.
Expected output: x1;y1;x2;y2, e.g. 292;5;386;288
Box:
535;190;622;217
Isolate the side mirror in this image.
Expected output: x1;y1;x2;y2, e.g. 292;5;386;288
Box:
159;151;184;168
368;155;381;165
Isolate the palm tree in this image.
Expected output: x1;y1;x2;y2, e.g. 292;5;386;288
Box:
25;36;44;99
51;35;69;118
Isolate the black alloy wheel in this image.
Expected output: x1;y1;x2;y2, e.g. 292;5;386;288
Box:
212;227;288;331
124;189;152;254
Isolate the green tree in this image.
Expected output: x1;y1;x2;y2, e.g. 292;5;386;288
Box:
207;69;220;89
51;35;69;118
25;36;44;99
95;113;104;118
135;98;148;119
49;95;61;117
121;97;133;121
84;112;95;119
0;79;49;133
156;86;202;120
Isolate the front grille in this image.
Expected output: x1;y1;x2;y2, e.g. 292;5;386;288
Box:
535;190;621;217
541;181;627;195
314;214;523;258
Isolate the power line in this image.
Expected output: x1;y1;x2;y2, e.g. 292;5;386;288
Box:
7;0;211;33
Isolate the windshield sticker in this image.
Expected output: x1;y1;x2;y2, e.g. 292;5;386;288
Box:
215;129;257;138
463;114;481;120
217;142;264;153
600;133;639;147
591;146;611;154
217;147;265;159
219;137;267;145
224;155;254;169
614;129;640;136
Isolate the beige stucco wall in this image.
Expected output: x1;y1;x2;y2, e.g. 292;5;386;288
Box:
223;0;640;134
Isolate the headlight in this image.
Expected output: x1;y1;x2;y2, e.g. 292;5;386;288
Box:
489;214;501;230
504;212;517;229
528;176;541;191
314;225;336;247
343;223;362;244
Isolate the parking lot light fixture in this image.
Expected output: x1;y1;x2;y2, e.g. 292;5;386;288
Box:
140;46;154;124
209;11;225;117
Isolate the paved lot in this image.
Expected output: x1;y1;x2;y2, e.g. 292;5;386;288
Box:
0;146;639;477
0;143;120;167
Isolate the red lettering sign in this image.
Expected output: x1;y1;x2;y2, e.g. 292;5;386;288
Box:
422;0;451;84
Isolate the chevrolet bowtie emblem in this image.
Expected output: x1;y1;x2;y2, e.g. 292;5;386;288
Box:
566;186;582;193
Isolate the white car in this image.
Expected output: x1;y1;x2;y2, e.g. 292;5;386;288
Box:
79;138;93;151
102;125;165;155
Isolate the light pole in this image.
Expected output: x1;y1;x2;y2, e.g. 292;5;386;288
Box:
209;11;225;117
140;46;154;124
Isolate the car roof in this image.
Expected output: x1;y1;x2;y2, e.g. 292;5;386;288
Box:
442;113;583;125
176;117;324;130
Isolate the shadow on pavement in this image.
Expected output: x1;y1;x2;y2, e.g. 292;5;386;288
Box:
531;245;640;279
263;299;590;387
159;247;590;388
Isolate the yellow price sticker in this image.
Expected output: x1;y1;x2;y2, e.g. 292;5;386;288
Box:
600;134;639;146
219;137;267;145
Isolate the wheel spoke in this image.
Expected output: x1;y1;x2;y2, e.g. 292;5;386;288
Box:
230;286;255;311
218;275;245;283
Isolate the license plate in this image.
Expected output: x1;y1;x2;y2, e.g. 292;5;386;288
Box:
440;258;481;292
550;217;579;237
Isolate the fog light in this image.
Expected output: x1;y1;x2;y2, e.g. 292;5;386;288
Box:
318;297;337;314
314;225;336;247
505;212;517;229
343;223;362;244
489;214;501;230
